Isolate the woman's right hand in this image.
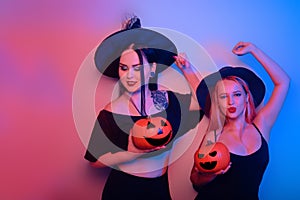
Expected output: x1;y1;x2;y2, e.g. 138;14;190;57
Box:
190;162;232;187
174;53;191;70
214;162;232;175
195;161;232;176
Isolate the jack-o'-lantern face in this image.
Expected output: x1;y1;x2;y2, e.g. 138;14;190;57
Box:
131;117;173;150
194;142;230;173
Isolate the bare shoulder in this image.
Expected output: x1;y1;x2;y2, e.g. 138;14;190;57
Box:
103;102;113;112
252;116;271;143
105;97;129;114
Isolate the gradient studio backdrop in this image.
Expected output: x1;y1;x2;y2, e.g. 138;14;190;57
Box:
1;0;299;200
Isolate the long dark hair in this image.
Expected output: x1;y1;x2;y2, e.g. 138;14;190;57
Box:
134;48;158;116
140;48;158;91
135;49;147;116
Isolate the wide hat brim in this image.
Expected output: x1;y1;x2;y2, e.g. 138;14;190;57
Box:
196;66;266;117
94;28;178;78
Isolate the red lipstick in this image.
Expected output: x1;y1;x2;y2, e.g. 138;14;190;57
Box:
228;107;236;113
127;81;137;86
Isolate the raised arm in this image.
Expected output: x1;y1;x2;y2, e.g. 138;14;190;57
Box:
174;53;202;111
232;42;290;140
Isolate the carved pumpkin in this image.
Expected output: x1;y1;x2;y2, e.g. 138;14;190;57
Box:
131;117;173;150
194;142;230;173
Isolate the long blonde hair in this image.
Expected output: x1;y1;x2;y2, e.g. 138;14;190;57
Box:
207;76;257;132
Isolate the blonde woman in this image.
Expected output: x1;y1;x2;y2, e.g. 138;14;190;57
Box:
191;42;290;200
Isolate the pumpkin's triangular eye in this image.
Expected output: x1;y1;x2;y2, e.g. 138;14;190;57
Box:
198;153;205;159
147;121;156;129
161;120;168;126
209;151;217;157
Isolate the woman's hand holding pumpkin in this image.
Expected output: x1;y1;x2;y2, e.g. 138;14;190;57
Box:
214;162;232;175
194;161;231;177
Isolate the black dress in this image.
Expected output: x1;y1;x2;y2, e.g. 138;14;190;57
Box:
85;91;203;200
193;123;269;200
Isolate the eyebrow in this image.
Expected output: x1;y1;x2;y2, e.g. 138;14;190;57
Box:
233;90;242;93
119;62;141;67
219;90;243;95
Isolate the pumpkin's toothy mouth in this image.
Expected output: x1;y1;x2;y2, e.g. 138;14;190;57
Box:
199;161;217;170
144;131;172;146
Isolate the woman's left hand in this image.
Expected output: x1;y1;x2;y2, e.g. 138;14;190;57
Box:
232;41;256;56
